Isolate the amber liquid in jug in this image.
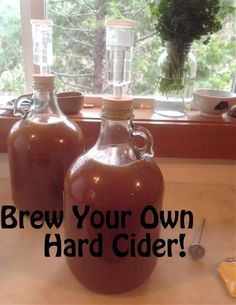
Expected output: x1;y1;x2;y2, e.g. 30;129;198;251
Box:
8;75;84;213
64;97;164;293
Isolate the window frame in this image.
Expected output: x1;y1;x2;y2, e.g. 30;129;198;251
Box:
20;0;46;93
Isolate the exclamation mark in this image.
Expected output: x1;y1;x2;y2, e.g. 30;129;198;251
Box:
179;233;186;257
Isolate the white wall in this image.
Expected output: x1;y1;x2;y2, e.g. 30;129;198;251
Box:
1;153;235;186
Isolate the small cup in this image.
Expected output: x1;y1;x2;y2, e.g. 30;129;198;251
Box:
57;92;84;115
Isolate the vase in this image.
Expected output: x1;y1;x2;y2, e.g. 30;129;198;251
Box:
154;42;197;117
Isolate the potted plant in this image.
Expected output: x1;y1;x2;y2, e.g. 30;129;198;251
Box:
150;0;222;117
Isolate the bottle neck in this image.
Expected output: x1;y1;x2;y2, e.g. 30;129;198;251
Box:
90;98;154;164
32;88;62;116
97;101;134;146
96;116;133;147
93;105;137;165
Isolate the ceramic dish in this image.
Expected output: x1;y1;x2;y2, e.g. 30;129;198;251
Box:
57;92;84;115
193;89;236;117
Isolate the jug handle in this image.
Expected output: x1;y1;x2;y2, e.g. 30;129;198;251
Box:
14;94;33;118
131;125;154;159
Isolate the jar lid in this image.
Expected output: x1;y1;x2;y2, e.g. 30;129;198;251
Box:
32;74;55;90
31;19;53;26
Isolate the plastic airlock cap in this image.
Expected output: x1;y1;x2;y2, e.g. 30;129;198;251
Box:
31;19;53;26
105;19;136;28
105;19;136;48
32;74;55;90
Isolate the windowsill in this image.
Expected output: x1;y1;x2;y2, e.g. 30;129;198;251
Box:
1;106;235;159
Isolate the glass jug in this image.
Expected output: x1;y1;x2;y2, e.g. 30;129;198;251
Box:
64;97;164;293
8;74;85;214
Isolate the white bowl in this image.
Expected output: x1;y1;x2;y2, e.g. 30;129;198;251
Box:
193;89;236;117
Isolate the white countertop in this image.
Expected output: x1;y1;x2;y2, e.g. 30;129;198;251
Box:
0;178;235;304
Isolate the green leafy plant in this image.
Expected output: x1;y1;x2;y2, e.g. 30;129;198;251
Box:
150;0;223;95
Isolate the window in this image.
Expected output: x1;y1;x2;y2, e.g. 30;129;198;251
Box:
0;0;235;96
0;0;25;95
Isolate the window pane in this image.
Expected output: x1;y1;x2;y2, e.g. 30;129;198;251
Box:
47;0;235;95
194;13;236;91
0;0;25;94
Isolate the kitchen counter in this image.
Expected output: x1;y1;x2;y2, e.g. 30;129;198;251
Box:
0;178;235;304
